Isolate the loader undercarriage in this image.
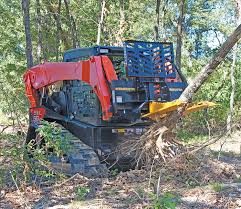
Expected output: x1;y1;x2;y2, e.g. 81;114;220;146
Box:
49;125;108;176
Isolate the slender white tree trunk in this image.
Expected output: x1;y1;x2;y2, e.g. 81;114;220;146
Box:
226;0;241;133
97;0;106;45
227;45;237;133
116;0;125;46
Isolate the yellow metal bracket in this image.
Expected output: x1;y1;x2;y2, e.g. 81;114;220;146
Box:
183;101;217;116
142;100;218;121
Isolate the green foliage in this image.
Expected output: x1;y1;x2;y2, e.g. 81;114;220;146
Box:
75;186;91;200
0;121;71;187
27;121;71;176
34;120;71;157
210;183;224;192
177;128;208;143
109;168;119;177
0;133;27;185
234;177;241;183
147;192;180;209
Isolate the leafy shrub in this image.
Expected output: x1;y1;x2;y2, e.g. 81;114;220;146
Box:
147;192;180;209
0;121;71;188
211;183;224;192
75;186;90;200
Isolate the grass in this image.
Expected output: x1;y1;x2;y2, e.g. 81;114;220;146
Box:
0;111;12;125
70;199;110;208
211;150;240;158
75;186;91;200
147;192;180;209
177;130;209;143
210;183;224;192
234;177;241;183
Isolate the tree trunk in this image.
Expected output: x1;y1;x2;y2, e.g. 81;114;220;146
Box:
64;0;77;48
35;0;44;63
227;45;237;133
176;0;185;71
96;0;106;45
22;0;33;68
180;23;241;103
46;0;70;50
56;0;62;61
154;0;161;41
227;0;241;133
71;15;80;47
43;9;50;60
116;0;125;45
159;0;168;40
151;23;241;143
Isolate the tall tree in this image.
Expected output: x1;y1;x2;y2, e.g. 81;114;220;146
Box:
116;0;125;45
227;0;241;133
56;0;62;61
154;0;161;41
97;0;106;45
176;0;185;70
35;0;44;62
45;0;70;51
71;15;80;47
180;24;241;102
64;0;78;48
43;8;50;60
22;0;33;68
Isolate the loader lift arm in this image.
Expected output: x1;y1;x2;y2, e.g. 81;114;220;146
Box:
23;56;118;121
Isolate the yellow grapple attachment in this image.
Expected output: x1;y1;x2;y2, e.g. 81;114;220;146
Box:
142;100;217;121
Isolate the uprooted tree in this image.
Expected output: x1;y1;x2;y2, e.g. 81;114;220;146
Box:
131;23;241;165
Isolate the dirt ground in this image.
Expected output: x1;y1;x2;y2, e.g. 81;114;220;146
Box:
0;130;241;209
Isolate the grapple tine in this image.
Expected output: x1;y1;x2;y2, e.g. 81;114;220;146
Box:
142;100;217;121
183;101;218;116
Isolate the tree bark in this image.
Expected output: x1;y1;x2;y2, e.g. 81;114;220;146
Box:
227;0;241;133
227;44;237;133
22;0;34;68
43;9;50;60
176;0;185;71
96;0;106;45
180;23;241;103
116;0;125;45
35;0;44;63
45;0;70;50
159;0;168;40
56;0;62;61
64;0;78;48
154;0;161;41
71;15;80;47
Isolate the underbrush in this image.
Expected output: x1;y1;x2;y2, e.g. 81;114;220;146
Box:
1;118;240;208
177;130;209;143
146;192;180;209
0;121;71;190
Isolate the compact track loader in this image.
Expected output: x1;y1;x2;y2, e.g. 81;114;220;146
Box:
24;40;215;175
